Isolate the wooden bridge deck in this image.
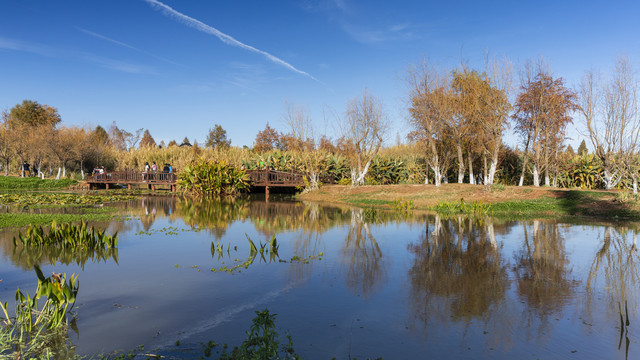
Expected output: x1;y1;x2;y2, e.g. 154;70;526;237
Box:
86;170;304;192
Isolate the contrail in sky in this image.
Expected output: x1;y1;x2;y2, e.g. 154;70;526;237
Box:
76;26;181;66
143;0;318;82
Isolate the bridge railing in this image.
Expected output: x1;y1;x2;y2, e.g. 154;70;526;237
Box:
246;170;305;187
87;171;178;184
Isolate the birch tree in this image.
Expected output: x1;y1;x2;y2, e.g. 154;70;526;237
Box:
406;60;452;186
513;62;577;186
283;101;323;189
581;57;640;191
341;89;389;186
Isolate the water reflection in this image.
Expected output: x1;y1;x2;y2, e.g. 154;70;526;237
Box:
408;215;508;333
9;243;118;271
586;225;640;317
2;196;640;359
341;208;386;298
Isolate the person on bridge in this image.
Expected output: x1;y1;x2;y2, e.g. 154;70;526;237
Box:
152;162;157;172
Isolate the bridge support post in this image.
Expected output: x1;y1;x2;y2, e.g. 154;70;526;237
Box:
128;184;132;190
265;186;269;196
105;183;109;189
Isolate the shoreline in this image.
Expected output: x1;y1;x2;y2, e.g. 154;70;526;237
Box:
296;184;639;219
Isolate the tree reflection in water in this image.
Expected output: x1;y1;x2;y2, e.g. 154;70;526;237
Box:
340;208;386;299
586;225;640;324
408;215;513;350
513;220;578;339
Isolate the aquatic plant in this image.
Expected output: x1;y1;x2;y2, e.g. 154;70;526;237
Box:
13;220;118;250
218;309;300;360
208;234;321;274
0;265;79;357
391;197;414;213
178;158;250;196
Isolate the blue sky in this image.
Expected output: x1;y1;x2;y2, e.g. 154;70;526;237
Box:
1;0;638;148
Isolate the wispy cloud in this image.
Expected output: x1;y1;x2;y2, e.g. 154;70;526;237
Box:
301;0;418;44
76;27;181;66
0;36;154;74
143;0;318;82
342;22;418;44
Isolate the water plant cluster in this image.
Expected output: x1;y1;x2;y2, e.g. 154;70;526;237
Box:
13;220;118;251
391;197;414;214
216;308;300;360
207;235;322;274
0;266;79;358
178;158;250;195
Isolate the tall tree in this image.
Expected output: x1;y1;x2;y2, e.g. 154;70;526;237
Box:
406;59;453;186
205;124;231;148
91;125;111;167
8;100;61;128
0;113;13;175
581;57;640;191
139;129;157;148
513;62;577;186
5;100;61;177
577;139;588;156
341;89;389;186
283;101;323;189
49;126;77;179
253;123;281;152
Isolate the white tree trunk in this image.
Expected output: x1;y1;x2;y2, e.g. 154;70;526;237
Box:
351;160;372;186
487;222;497;249
532;165;540;187
487;148;499;185
56;167;61;180
308;171;319;190
633;177;638;194
604;169;621;190
431;165;442;187
81;169;85;180
468;156;475;185
457;146;464;183
62;166;66;179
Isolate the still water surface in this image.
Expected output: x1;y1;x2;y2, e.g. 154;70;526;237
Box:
0;196;639;359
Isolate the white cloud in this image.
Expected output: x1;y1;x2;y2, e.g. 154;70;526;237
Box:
76;27;181;66
0;36;154;74
143;0;318;82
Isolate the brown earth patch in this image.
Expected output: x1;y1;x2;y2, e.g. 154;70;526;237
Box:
298;183;622;212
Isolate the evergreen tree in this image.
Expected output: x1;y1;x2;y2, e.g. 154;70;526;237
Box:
205;124;231;148
139;129;156;148
577;139;588;155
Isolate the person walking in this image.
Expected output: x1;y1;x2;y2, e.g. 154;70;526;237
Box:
151;162;157;172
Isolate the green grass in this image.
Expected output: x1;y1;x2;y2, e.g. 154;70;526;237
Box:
0;176;77;190
344;198;391;206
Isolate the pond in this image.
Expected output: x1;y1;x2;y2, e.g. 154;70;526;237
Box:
0;195;639;359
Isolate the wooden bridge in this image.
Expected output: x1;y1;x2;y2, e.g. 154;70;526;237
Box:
86;170;305;193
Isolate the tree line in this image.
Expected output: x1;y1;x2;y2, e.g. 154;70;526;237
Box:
1;55;638;192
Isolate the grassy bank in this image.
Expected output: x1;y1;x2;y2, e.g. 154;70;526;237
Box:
0;176;77;190
297;184;638;219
